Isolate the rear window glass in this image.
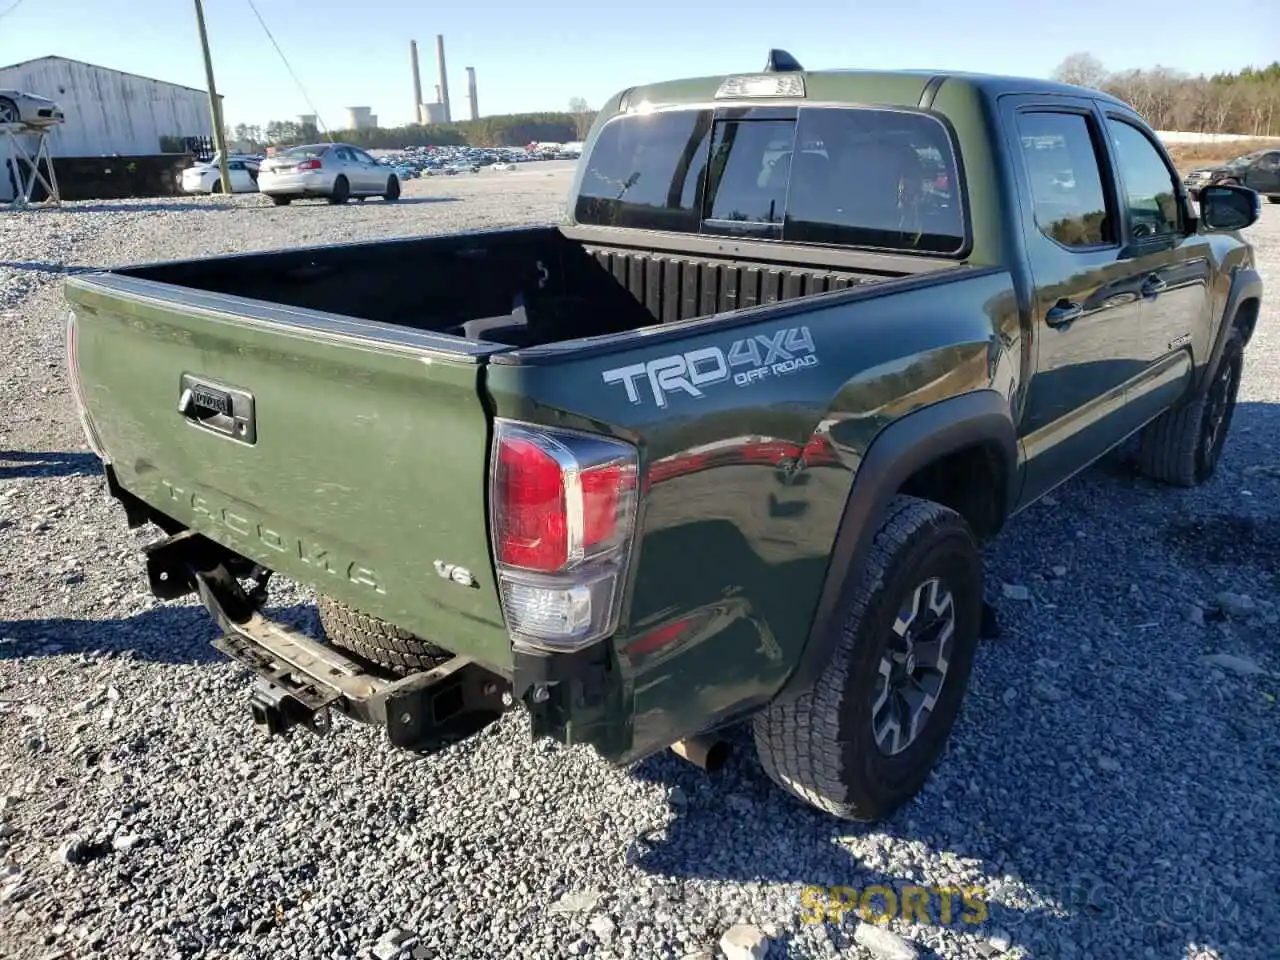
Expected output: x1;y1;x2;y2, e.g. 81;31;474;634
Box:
575;106;966;255
574;110;710;233
279;145;328;158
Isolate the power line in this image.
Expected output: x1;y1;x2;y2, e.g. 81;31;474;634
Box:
0;0;29;23
243;0;332;139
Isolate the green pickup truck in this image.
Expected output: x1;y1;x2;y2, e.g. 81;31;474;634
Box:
63;52;1264;822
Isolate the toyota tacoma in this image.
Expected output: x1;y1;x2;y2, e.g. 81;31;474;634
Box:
63;52;1264;822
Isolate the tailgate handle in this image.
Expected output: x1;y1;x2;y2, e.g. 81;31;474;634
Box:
177;374;257;445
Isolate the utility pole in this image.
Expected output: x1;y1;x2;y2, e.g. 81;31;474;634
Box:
193;0;233;194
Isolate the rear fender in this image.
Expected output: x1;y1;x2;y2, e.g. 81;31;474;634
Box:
772;389;1018;706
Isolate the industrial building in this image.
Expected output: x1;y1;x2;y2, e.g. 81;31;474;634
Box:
0;55;216;158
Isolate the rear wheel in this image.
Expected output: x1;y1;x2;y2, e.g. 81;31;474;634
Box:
328;176;350;205
211;179;223;194
269;195;291;206
316;595;450;676
753;495;983;822
384;176;400;201
1135;328;1244;486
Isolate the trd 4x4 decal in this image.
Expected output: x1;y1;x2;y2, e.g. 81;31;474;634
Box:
602;326;818;408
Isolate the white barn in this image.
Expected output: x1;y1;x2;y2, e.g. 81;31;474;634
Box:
0;56;218;158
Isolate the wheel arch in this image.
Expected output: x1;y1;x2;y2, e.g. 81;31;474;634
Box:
1202;267;1262;391
772;389;1018;706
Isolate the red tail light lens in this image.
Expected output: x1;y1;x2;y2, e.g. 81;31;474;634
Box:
493;426;637;574
297;158;322;170
495;436;567;572
581;463;624;548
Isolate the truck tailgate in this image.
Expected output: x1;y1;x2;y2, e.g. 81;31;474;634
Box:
65;274;514;671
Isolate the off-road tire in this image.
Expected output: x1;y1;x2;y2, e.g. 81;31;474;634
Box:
1135;328;1244;487
752;495;983;822
316;595;449;676
269;195;290;206
328;176;350;205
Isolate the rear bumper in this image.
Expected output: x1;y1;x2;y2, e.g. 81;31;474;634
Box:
177;547;510;748
258;172;333;195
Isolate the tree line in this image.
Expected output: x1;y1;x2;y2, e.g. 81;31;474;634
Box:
229;97;599;151
1052;54;1279;136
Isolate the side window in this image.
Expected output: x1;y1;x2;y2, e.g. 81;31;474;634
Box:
1106;118;1180;238
1015;112;1113;249
574;110;711;232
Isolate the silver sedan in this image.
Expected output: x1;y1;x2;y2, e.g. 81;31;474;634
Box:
0;89;65;127
256;142;401;206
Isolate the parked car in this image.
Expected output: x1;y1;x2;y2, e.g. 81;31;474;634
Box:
1184;147;1280;203
181;159;258;195
63;53;1263;823
256;142;401;205
0;89;64;127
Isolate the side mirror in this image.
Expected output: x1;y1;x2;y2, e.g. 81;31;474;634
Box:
1199;184;1261;232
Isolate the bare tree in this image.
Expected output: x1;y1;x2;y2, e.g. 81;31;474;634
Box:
568;97;595;139
1052;53;1109;90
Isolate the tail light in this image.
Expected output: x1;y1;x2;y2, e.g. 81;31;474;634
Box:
490;420;638;653
65;311;106;459
297;158;322;170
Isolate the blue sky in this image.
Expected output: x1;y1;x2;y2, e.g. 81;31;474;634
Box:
1;0;1276;129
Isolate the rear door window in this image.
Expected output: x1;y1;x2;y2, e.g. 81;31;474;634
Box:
576;106;966;255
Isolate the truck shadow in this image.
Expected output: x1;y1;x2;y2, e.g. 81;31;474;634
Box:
625;400;1280;960
0;449;101;479
0;600;318;666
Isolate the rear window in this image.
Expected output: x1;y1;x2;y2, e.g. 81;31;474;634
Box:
279;145;328;158
575;106;965;255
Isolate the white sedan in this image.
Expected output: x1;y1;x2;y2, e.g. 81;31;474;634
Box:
181;159;258;195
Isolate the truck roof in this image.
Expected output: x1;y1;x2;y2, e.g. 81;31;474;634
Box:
609;64;1132;114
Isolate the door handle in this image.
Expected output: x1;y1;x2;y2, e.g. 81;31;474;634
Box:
1045;299;1083;329
1141;274;1167;298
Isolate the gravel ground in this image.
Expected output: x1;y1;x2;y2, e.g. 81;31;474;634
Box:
0;170;1276;960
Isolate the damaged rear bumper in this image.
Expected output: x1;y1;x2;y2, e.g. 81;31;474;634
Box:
148;531;509;750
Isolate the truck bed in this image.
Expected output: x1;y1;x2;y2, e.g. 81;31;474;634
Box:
113;225;950;348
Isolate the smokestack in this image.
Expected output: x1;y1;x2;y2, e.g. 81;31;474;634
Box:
466;66;478;121
436;34;451;123
410;40;424;125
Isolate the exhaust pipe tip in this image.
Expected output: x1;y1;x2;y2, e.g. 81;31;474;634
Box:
671;735;731;773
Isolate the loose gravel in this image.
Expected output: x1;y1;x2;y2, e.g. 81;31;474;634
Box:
1;170;1277;960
